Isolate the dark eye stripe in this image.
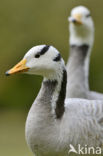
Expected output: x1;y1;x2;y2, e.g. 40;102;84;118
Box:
53;53;61;62
40;45;50;55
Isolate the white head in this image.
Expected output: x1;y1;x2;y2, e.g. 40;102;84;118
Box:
6;45;65;80
68;6;94;46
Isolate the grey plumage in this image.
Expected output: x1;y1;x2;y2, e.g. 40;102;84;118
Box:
25;69;103;155
66;45;89;98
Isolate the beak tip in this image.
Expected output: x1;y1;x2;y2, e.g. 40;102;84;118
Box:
68;17;76;23
5;71;10;76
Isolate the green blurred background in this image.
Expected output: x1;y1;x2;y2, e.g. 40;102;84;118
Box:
0;0;103;155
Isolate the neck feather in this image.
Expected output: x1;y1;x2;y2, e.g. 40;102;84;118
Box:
55;69;67;118
34;68;67;119
66;44;90;98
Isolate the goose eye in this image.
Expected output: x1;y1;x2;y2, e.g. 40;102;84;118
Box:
86;14;91;18
35;54;40;58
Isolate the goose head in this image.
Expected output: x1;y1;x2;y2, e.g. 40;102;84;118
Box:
6;45;65;80
68;6;94;45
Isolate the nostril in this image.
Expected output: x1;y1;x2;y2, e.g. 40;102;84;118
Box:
16;64;22;68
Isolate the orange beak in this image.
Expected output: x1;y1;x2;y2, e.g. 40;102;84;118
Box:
5;59;29;76
69;13;82;25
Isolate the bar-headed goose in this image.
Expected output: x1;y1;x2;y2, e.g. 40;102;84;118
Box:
6;45;103;156
66;6;103;99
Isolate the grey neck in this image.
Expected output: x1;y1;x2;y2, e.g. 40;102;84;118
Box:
66;44;90;98
70;44;89;59
33;69;67;119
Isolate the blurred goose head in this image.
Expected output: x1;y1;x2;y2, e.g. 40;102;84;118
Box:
68;6;94;45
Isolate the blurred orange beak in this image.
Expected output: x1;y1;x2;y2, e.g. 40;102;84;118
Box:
5;59;29;76
74;14;82;24
69;13;82;25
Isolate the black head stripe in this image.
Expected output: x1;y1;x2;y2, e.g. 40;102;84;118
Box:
40;45;50;55
53;53;61;62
